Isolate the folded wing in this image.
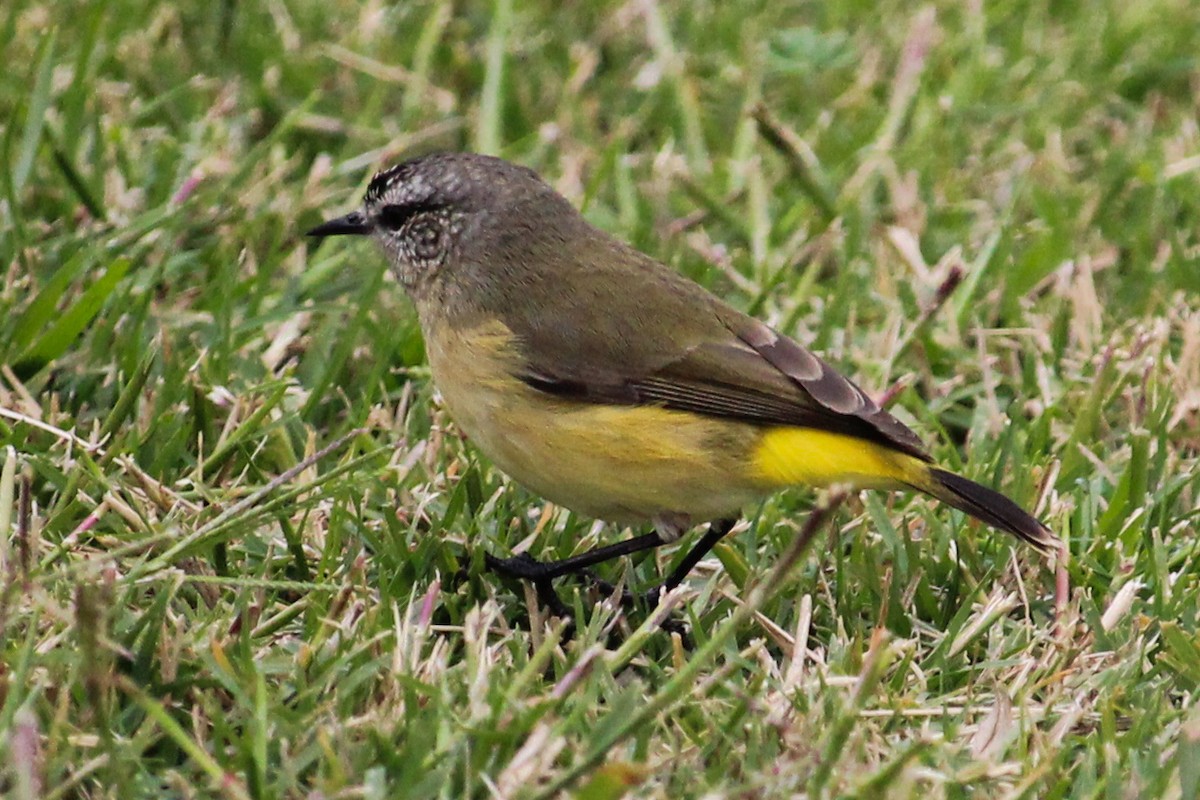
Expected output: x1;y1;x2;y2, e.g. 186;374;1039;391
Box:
518;308;931;462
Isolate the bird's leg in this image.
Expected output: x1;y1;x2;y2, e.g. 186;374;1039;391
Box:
484;532;665;623
575;519;737;645
484;532;666;581
485;518;737;632
586;518;739;613
644;518;738;606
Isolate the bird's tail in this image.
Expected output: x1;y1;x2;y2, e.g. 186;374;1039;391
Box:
920;468;1059;553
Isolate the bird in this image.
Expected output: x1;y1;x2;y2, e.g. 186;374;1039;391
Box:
307;152;1057;614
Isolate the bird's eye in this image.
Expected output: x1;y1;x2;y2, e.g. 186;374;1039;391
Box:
375;202;449;268
377;204;419;231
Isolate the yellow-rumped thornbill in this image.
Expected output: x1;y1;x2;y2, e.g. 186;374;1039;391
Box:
308;153;1057;616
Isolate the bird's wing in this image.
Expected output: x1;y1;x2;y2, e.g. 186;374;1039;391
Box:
516;307;931;462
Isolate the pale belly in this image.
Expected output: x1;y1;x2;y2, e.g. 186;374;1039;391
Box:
424;320;767;525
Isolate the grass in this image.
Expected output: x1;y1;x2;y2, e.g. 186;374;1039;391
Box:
1;0;1199;796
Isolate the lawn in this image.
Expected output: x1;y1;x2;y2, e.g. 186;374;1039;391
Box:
2;0;1199;797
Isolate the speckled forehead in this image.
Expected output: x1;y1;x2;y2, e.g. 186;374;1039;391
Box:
363;160;469;208
363;164;404;205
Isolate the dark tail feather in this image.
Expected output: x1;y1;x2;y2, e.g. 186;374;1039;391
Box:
925;468;1059;553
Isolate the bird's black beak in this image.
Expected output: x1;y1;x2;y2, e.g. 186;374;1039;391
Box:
306;211;371;238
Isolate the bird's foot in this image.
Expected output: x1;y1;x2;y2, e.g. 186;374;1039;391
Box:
484;552;574;620
585;574;691;642
483;551;689;640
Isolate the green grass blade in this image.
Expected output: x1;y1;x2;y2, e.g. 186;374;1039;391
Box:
12;28;57;195
13;256;131;378
475;0;512;155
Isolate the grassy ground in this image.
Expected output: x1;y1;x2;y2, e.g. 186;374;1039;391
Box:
2;0;1199;796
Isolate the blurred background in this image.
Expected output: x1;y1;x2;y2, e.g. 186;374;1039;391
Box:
1;0;1198;797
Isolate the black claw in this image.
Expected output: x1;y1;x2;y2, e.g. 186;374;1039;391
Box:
532;577;574;621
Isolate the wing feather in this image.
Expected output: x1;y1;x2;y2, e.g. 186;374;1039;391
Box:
520;319;930;461
499;237;929;461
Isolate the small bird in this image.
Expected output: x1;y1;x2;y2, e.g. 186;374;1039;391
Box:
308;152;1056;612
